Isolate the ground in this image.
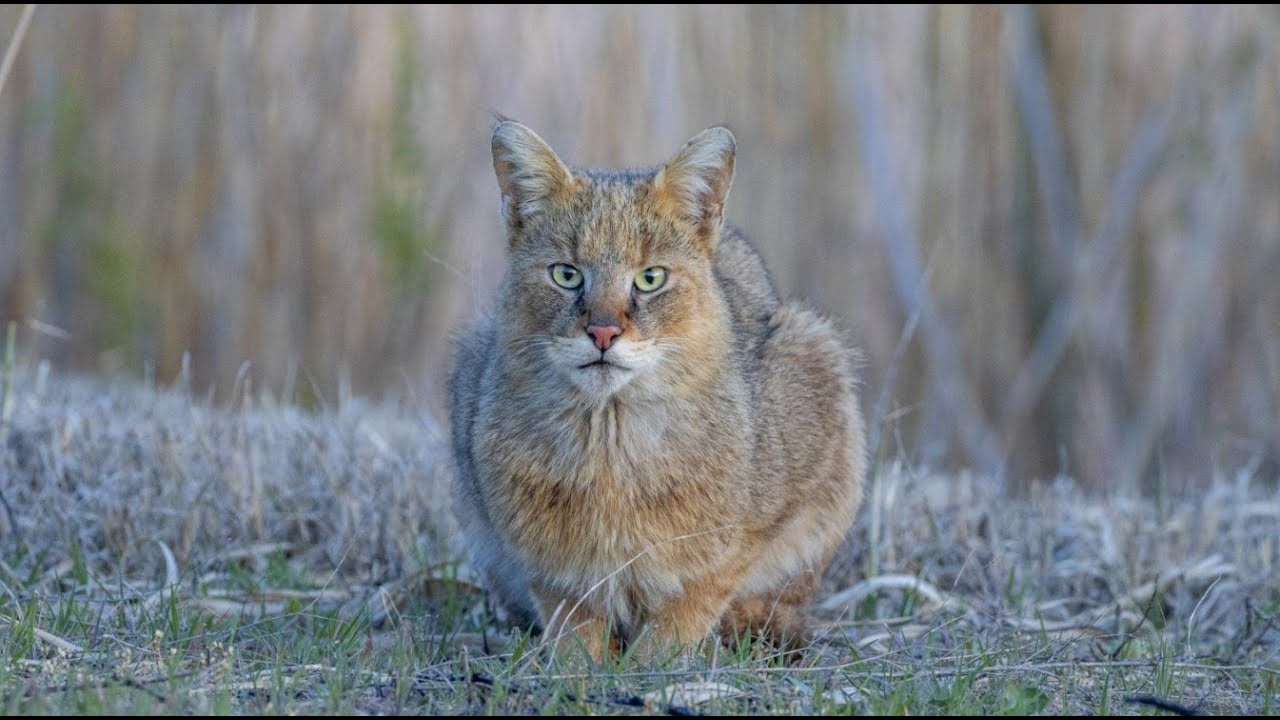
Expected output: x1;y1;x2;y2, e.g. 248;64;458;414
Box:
0;367;1276;714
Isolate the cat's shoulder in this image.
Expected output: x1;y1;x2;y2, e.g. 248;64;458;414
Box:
713;225;782;345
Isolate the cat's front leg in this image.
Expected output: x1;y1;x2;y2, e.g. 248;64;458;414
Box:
628;571;741;664
531;584;616;665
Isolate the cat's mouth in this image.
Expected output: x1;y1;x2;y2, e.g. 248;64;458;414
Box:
577;358;629;371
553;340;648;396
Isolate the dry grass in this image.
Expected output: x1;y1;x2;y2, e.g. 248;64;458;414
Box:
0;362;457;585
0;367;1276;714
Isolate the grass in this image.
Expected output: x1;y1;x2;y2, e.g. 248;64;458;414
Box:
0;365;1277;714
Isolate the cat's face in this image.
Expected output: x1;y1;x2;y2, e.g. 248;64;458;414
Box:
504;180;715;397
491;122;736;399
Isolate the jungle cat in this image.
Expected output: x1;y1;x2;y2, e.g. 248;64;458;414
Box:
448;120;866;661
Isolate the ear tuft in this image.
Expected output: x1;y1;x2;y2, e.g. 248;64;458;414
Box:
491;121;577;226
654;126;736;239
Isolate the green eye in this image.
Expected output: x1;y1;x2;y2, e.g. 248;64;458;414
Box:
634;266;667;292
550;263;583;289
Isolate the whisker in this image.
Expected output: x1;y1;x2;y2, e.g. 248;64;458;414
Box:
503;335;555;352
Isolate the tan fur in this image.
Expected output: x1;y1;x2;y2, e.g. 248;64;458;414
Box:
449;120;866;661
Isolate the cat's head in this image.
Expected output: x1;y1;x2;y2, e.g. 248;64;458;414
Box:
490;120;736;399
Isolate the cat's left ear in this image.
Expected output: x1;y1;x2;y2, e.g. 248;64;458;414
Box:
492;120;578;232
654;126;736;249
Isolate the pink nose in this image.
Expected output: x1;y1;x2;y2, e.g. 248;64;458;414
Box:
587;324;623;351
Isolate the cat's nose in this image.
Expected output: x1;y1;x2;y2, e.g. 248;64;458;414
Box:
587;324;623;351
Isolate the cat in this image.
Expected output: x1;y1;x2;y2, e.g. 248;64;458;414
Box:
448;119;866;661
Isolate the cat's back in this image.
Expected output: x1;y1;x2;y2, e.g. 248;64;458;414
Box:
712;228;865;599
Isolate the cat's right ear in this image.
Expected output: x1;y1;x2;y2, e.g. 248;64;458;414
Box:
492;121;578;231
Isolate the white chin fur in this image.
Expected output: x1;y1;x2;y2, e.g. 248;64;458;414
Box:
549;336;658;397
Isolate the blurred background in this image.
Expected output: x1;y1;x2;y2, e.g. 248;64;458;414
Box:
0;5;1277;493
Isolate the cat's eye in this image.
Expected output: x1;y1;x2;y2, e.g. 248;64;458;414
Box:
550;263;583;289
634;266;667;292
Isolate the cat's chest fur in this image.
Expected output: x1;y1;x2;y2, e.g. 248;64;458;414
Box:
472;368;752;598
